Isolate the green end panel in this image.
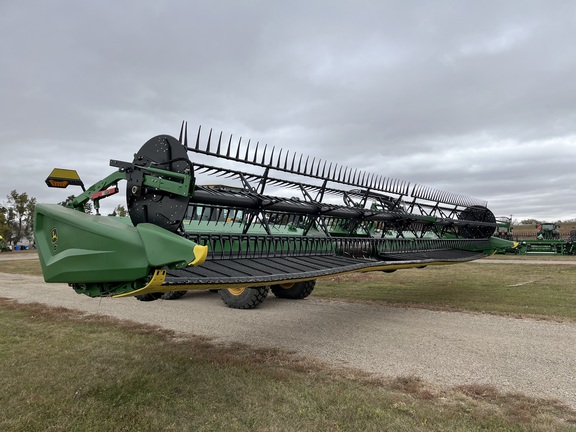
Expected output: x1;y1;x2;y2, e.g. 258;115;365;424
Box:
34;204;150;283
34;204;206;285
488;236;518;252
136;223;202;269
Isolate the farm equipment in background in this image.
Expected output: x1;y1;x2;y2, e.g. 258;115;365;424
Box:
494;217;514;241
521;223;565;254
491;217;519;254
499;222;576;255
34;123;515;309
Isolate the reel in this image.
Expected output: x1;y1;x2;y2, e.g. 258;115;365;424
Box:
126;135;191;233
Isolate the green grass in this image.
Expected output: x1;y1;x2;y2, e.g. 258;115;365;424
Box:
314;261;576;321
0;257;41;276
1;299;575;431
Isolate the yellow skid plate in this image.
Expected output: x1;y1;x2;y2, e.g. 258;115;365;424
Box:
112;269;167;298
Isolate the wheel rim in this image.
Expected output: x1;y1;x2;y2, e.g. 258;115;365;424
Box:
227;287;246;296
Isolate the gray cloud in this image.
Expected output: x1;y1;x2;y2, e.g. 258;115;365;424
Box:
1;0;576;222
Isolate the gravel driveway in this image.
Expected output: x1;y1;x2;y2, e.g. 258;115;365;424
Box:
1;266;575;410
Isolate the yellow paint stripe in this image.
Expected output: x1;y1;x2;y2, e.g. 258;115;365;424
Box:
112;269;167;298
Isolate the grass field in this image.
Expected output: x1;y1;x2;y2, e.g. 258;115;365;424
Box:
1;254;576;430
314;260;576;322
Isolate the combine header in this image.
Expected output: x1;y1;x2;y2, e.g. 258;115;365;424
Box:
34;124;514;308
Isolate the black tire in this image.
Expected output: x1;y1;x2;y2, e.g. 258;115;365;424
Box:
219;286;269;309
135;292;163;302
160;290;187;300
271;280;315;299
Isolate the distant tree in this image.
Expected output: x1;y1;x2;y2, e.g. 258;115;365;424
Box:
0;205;11;240
6;190;36;245
520;219;540;225
109;205;128;217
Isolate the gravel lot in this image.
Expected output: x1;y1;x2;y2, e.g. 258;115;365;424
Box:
1;259;575;410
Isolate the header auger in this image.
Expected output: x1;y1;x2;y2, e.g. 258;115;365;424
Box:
34;123;515;308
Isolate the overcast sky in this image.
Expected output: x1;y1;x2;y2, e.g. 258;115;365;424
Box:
1;1;576;223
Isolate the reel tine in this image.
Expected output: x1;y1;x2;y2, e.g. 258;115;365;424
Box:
226;134;232;157
416;184;428;200
235;137;242;160
276;148;283;168
178;121;185;144
253;142;259;163
216;131;222;155
403;180;410;195
244;140;251;162
195;125;201;150
206;129;212;153
183;122;188;147
184;125;489;210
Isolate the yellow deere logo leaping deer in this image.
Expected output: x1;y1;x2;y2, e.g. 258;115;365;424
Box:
50;228;58;243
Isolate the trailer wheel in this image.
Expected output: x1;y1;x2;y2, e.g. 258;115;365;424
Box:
219;286;269;309
271;280;316;299
160;290;187;300
135;292;163;302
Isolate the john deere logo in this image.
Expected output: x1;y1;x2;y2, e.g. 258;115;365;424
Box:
50;228;58;243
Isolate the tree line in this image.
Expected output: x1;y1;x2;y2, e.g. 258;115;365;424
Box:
0;190;127;248
519;218;576;225
0;190;36;247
